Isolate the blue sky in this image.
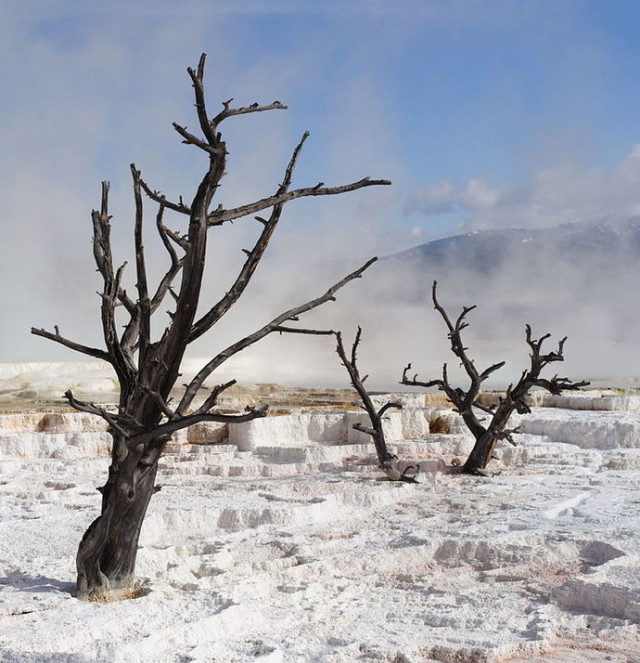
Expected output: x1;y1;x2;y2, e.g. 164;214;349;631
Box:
3;0;640;362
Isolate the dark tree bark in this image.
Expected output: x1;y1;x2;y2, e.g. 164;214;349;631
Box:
32;54;390;599
401;281;588;476
334;328;418;482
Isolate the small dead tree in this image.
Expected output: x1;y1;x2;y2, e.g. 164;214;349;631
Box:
401;281;588;475
335;328;418;482
31;54;390;599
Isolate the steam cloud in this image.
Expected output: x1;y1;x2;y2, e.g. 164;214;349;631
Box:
2;2;640;392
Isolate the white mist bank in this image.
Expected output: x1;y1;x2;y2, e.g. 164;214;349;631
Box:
0;358;266;404
0;350;360;401
2;354;639;406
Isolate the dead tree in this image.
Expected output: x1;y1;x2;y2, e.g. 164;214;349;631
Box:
31;54;390;599
334;328;418;482
401;281;588;475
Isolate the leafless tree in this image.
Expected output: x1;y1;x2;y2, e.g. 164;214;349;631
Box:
334;328;418;482
31;54;390;599
401;281;588;475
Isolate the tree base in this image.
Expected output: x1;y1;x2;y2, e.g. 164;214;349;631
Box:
78;579;151;602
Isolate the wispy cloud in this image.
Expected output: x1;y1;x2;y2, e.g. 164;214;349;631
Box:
406;144;640;233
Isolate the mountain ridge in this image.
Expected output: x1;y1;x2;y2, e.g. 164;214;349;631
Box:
359;216;640;350
382;216;640;278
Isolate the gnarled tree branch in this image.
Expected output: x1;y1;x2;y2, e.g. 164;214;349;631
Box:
30;327;111;364
188;131;311;342
176;257;377;416
207;177;392;227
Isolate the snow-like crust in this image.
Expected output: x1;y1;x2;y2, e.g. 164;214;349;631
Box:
1;391;639;662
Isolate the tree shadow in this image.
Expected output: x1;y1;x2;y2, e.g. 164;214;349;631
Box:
0;570;75;596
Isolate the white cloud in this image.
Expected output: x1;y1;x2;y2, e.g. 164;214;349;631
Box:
407;144;640;231
458;178;503;210
404;179;456;215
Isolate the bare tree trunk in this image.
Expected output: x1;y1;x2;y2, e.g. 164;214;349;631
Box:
462;408;512;474
76;430;167;599
463;432;496;473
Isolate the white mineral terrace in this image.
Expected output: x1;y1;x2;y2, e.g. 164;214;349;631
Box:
0;389;639;661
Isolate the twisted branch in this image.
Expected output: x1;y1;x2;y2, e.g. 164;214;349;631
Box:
176;257;377;415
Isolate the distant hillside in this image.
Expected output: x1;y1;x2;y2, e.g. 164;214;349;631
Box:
373;217;640;300
384;216;640;279
359;217;640;348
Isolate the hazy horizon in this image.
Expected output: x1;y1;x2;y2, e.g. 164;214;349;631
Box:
3;1;640;389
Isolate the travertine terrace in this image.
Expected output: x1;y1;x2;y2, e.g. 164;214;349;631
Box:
1;384;639;662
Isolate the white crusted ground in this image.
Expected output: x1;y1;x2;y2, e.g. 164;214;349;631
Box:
0;391;639;662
